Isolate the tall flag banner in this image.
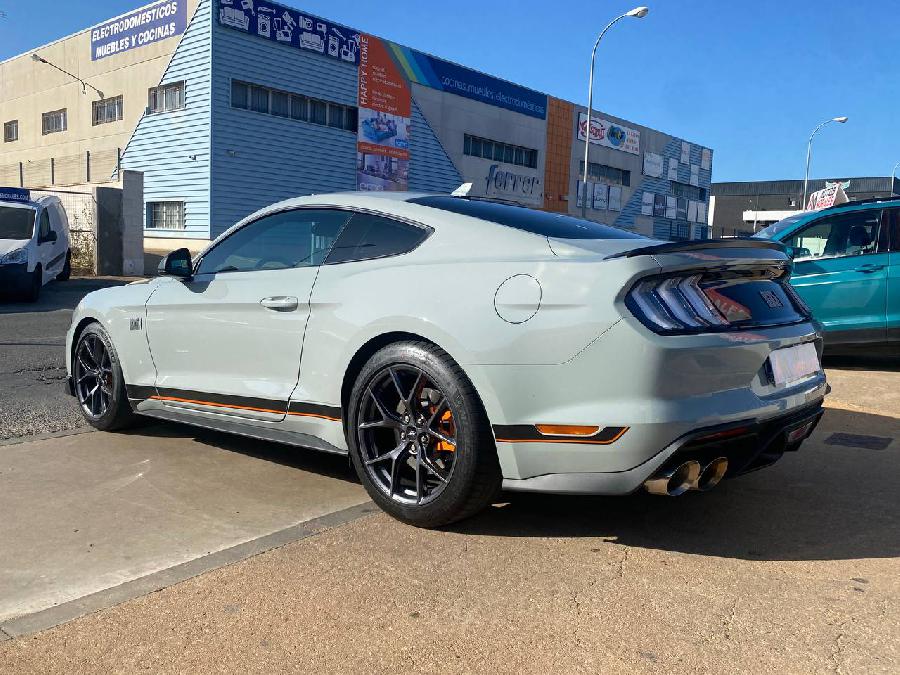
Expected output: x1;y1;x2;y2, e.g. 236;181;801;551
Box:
356;35;411;191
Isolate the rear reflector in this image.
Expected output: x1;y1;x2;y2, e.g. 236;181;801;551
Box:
535;424;601;437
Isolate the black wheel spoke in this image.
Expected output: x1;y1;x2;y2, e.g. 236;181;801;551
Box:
426;396;447;428
365;440;405;466
426;428;456;447
368;387;400;425
414;450;424;504
388;445;408;497
420;454;450;484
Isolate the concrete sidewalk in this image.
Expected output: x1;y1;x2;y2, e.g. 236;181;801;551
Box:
0;423;368;626
1;401;898;673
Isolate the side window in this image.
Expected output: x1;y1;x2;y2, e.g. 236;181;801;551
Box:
38;210;51;241
787;210;881;260
325;213;429;264
196;209;350;275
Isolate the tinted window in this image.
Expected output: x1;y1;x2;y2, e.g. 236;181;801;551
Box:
325;213;428;264
0;206;35;239
197;209;350;275
886;208;900;252
408;196;643;240
786;210;882;260
38;210;51;240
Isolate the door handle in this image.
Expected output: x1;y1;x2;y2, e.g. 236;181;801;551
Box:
859;264;885;273
260;296;299;311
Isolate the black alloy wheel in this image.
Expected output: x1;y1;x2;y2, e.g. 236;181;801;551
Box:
74;332;114;419
357;364;459;506
347;341;501;527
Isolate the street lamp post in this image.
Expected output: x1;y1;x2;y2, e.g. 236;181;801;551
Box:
890;161;900;196
581;6;648;218
802;116;848;209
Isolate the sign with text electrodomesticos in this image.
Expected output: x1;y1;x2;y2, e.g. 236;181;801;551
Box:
91;0;186;60
357;34;410;192
577;112;640;155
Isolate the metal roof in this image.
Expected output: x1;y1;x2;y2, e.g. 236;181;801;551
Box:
712;176;899;196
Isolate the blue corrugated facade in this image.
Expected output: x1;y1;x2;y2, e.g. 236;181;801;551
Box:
120;0;212;238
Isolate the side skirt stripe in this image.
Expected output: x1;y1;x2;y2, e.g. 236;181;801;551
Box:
126;385;342;422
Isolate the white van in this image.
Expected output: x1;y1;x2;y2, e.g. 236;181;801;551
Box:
0;188;72;302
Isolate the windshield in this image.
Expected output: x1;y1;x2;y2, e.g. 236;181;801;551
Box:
408;196;644;240
0;205;36;240
753;213;809;240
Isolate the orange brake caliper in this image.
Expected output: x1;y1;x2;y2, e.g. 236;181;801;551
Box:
435;409;455;452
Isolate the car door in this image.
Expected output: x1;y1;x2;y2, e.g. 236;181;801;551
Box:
145;208;351;421
44;201;69;277
787;207;889;345
34;207;62;282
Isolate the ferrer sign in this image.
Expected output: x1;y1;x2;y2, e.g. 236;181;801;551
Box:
91;0;186;61
577;112;640;155
484;165;542;205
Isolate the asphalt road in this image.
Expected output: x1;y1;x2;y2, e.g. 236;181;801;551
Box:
0;278;128;440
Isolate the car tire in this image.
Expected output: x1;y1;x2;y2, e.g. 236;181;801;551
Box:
347;341;501;528
23;265;41;303
72;322;136;431
57;250;72;281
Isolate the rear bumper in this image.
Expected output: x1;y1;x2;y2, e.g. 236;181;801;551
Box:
502;398;825;495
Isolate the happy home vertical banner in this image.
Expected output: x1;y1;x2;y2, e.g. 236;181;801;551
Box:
356;35;411;192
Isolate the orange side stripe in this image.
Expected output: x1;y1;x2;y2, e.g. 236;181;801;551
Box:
149;395;284;415
150;395;342;421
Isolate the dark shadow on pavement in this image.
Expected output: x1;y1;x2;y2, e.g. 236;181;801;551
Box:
120;420;359;486
451;407;899;563
824;353;900;372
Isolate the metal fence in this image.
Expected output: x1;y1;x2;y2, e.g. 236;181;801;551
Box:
32;189;97;274
0;148;121;189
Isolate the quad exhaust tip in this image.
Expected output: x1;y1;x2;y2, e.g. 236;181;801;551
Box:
644;457;729;496
644;460;701;497
691;457;728;492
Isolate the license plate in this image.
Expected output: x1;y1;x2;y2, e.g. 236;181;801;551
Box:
768;342;820;387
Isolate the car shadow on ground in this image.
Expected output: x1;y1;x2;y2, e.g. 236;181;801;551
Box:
451;406;899;563
0;277;131;314
824;354;900;372
120;420;360;485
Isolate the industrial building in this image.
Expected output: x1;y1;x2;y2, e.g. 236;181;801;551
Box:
710;176;900;237
1;0;715;253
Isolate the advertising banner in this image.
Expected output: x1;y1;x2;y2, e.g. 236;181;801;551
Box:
357;34;410;192
643;152;663;178
92;0;186;60
577;112;640;155
806;182;849;210
592;183;609;210
381;42;547;120
608;185;622;212
217;0;360;65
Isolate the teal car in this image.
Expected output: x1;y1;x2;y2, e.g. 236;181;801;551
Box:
755;198;900;352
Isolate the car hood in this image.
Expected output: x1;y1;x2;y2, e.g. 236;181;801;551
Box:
0;238;29;255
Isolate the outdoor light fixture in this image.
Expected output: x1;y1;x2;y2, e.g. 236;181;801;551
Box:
581;7;649;217
802;115;849;208
31;52;105;99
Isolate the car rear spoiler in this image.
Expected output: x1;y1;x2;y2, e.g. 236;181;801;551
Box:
607;238;787;259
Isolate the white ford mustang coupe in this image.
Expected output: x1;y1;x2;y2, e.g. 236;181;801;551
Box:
66;192;827;526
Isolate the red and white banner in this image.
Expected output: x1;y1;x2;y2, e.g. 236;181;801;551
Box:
577;112;640;155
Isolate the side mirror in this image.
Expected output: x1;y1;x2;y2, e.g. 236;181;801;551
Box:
158;248;193;278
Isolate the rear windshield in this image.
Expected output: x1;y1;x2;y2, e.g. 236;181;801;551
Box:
408;196;644;240
0;205;35;240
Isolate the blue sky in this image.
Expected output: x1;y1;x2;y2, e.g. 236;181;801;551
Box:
2;0;897;182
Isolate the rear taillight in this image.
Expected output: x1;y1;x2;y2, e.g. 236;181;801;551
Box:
625;270;808;335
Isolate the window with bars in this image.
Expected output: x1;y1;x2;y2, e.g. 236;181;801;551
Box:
3;120;17;143
230;80;356;132
578;161;631;187
92;95;123;126
463;134;538;169
41;109;67;135
147;201;185;230
148;81;185;113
